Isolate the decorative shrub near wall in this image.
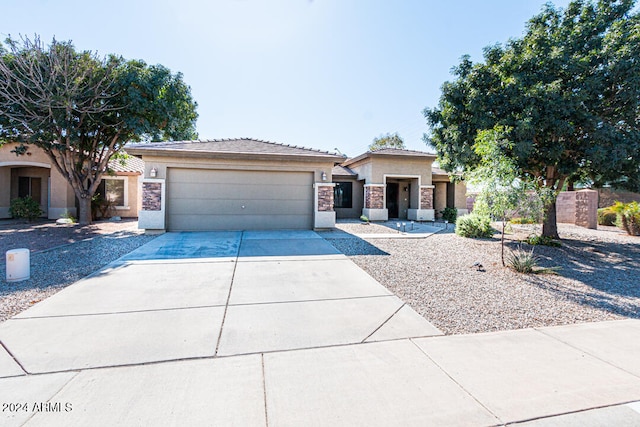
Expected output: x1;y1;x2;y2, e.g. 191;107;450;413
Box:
441;207;458;223
609;201;640;236
9;196;43;221
455;213;494;238
597;208;617;226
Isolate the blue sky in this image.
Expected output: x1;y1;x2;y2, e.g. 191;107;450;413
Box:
3;0;572;157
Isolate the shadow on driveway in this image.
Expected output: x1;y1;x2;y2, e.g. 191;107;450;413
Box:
117;230;368;262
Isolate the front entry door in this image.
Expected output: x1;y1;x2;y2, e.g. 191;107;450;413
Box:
386;183;399;218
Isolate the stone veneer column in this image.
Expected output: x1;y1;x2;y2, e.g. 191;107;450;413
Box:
142;182;163;211
420;186;434;209
364;185;385;209
362;184;387;221
317;185;334;212
407;185;435;221
314;183;336;228
138;178;166;232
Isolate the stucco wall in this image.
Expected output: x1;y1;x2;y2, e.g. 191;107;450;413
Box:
1;144;56;218
49;167;77;218
141;154;334;183
348;156;433;185
1;143;136;219
0;143;51;165
10;167;50;215
0;167;10;209
556;192;577;224
137;153;335;230
598;188;640;208
102;174;140;218
434;182;447;213
575;190;598;229
556;190;597;229
454;182;468;209
349;162;372;184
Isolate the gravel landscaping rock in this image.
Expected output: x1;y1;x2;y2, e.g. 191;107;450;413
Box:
2;218;637;335
325;222;639;335
1;220;156;322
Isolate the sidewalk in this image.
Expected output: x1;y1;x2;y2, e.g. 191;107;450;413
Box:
1;231;639;426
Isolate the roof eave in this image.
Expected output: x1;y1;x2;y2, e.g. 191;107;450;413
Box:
125;147;343;163
342;151;437;167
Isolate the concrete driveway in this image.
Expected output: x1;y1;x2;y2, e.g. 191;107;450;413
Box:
1;230;640;426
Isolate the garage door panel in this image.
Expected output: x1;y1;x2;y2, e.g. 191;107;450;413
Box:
167;168;314;231
168;199;312;216
168;214;311;231
170;169;310;186
169;183;311;200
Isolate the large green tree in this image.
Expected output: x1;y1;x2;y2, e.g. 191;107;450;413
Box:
369;132;406;151
425;0;640;238
0;36;198;224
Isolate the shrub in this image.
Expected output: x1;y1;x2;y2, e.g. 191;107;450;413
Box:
440;207;458;223
609;201;640;236
506;246;538;273
359;215;369;223
455;213;494;238
597;207;617;226
525;234;561;247
9;196;43;221
509;217;536;224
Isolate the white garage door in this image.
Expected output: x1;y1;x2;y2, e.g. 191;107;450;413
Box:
167;168;314;231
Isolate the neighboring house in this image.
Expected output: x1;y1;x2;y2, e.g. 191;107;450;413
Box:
0;142;143;220
127;139;468;232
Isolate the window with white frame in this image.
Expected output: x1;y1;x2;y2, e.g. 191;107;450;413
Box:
98;177;128;209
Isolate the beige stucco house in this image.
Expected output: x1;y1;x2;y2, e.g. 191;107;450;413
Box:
127;139;468;232
332;148;468;222
126;139;343;231
0;142;143;220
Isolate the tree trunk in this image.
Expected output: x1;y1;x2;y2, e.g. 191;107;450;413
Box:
77;196;92;225
542;199;559;239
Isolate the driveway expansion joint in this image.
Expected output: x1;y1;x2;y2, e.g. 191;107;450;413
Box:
8;339;446;376
534;326;640;380
361;302;406;343
500;401;640;426
0;338;28;375
408;338;504;426
11;304;229;320
228;294;394;308
261;353;270;427
214;230;243;357
19;370;82;426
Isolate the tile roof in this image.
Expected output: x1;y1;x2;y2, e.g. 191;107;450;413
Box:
332;165;358;177
367;148;437;157
342;147;436;166
107;153;144;174
126;138;344;160
431;166;449;176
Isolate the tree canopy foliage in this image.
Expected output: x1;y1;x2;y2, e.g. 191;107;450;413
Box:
0;36;198;224
369;132;406;151
424;0;640;237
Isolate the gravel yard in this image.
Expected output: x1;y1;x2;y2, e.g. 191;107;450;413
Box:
0;219;156;322
326;220;640;335
2;218;638;334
